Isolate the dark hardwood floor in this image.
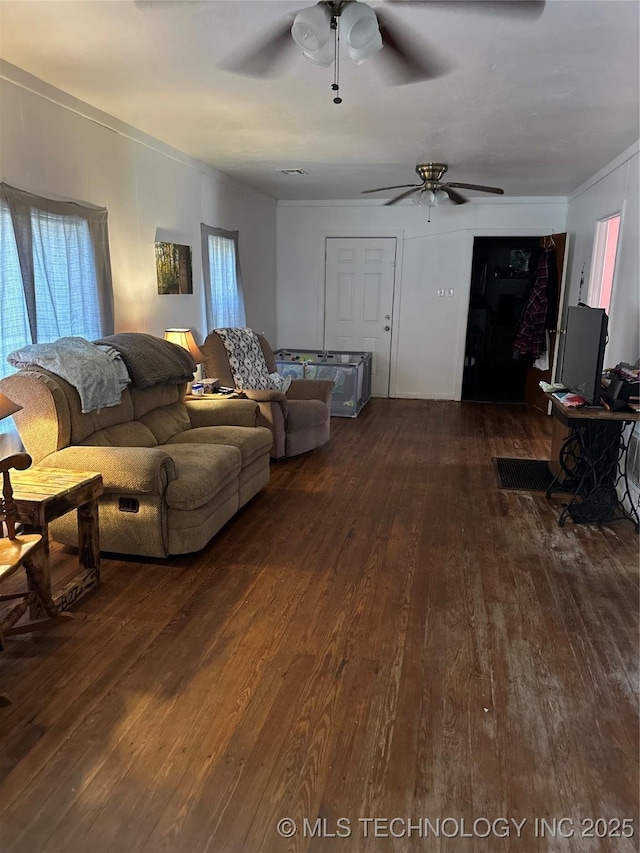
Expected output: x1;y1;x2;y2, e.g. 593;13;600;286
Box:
1;400;638;853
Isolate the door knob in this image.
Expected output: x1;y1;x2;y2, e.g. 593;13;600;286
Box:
384;325;391;331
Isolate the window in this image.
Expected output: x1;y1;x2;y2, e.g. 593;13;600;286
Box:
0;183;114;432
0;204;32;378
587;213;621;312
201;224;246;330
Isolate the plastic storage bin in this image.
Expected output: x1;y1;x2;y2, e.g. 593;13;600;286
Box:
273;349;372;418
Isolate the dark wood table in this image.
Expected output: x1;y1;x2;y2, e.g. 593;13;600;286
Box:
11;468;104;612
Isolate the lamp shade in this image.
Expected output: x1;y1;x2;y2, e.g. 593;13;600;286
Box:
0;391;22;421
341;1;382;63
347;30;382;64
412;189;431;207
301;37;336;66
413;189;450;208
291;3;332;53
164;329;204;363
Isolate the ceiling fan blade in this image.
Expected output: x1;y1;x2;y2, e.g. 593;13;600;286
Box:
383;1;546;21
444;182;504;195
385;187;423;205
362;183;421;194
442;186;468;205
219;19;296;78
374;8;454;84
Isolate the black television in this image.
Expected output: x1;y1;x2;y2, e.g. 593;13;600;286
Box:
560;305;608;405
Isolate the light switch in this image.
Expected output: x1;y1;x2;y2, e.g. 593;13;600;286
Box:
437;288;445;297
447;288;455;297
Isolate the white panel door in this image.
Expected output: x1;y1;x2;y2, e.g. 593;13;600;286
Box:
324;237;397;397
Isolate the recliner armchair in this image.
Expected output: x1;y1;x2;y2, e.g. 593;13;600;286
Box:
201;330;333;460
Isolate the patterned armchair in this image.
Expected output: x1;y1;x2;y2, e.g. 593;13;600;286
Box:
201;329;333;460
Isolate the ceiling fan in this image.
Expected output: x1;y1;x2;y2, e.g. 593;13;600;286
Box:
362;163;505;206
219;0;545;101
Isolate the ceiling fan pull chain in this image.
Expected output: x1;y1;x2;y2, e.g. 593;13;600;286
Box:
331;14;342;104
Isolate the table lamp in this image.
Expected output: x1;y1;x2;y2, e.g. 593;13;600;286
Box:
0;391;23;461
164;329;205;387
0;391;22;423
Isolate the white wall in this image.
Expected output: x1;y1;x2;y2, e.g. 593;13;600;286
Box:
564;142;640;516
277;198;567;399
565;142;639;369
3;56;635;398
0;62;277;345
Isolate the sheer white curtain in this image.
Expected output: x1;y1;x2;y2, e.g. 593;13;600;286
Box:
31;210;105;340
201;224;246;330
0;183;114;433
0;203;32;376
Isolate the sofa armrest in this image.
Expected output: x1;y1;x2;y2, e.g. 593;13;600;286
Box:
243;389;287;403
39;446;176;496
287;378;334;405
185;398;259;428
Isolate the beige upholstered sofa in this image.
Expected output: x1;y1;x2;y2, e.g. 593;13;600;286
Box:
0;367;273;558
201;330;333;460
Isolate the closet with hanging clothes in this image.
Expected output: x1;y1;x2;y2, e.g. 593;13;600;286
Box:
463;233;568;407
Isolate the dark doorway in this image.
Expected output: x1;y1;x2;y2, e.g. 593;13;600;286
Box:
462;236;541;402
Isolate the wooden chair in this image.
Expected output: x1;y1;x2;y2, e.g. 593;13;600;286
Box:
1;453;66;706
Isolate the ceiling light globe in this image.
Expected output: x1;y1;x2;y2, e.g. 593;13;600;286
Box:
341;2;380;50
413;189;437;207
347;30;382;64
292;3;332;52
302;38;336;66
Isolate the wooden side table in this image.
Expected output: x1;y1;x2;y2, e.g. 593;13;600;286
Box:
184;391;245;400
10;468;104;613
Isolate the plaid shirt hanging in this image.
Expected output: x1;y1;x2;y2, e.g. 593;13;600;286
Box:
513;248;554;360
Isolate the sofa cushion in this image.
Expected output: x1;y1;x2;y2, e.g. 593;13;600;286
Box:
286;399;329;430
28;368;135;445
164;425;272;466
67;387;136;444
164;444;241;511
78;420;158;447
130;382;184;419
140;402;192;444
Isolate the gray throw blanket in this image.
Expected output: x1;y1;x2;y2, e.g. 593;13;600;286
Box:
8;336;130;413
95;333;196;389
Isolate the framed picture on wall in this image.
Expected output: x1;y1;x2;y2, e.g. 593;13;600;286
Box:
155;241;193;294
509;249;532;276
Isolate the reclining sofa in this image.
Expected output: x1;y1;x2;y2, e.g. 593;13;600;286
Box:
0;335;273;558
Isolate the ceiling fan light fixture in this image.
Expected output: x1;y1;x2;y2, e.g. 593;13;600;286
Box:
413;189;436;207
341;1;382;62
291;3;332;53
347;30;383;64
412;188;450;208
301;38;336;66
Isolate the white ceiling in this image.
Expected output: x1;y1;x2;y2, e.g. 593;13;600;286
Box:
0;0;638;201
